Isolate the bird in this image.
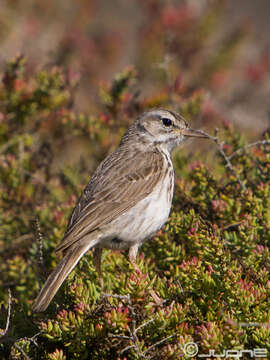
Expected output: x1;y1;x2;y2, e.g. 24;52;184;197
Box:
33;109;207;312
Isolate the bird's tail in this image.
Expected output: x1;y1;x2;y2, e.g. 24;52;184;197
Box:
33;240;97;312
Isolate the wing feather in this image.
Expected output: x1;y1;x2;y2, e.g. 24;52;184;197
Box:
56;148;164;252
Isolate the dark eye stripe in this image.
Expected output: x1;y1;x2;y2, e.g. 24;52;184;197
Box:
162;117;172;127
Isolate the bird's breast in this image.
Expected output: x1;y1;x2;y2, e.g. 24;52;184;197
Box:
103;159;174;248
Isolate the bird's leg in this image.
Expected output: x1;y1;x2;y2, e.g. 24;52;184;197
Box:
93;248;104;291
128;244;141;275
128;245;163;306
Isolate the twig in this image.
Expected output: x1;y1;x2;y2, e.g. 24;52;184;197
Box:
0;336;30;360
107;297;177;358
126;319;146;359
113;318;158;358
34;217;44;290
0;288;12;339
109;334;131;340
220;222;243;232
143;333;176;356
238;321;270;327
102;293;130;301
228;140;270;160
110;313;155;358
35;217;44;266
12;342;30;360
106;293;148;357
0;290;31;360
20;331;43;347
195;128;247;191
5;289;12;334
120;344;137;355
134;318;155;336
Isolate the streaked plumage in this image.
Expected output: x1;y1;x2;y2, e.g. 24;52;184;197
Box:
33;109;206;312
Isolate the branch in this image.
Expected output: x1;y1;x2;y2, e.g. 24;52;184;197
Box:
112;313;173;359
228;139;270;160
102;293;130;301
195;128;247;191
5;288;11;334
134;318;155;336
11;342;30;360
110;304;154;358
35;217;44;266
143;333;176;357
0;289;12;338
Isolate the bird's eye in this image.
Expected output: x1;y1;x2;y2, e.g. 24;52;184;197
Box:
162;117;172;127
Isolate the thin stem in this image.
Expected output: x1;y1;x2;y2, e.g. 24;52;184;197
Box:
143;333;176;356
195;129;247;191
228;139;270;160
2;289;12;335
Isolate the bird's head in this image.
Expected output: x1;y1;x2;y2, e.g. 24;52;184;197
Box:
131;109;207;152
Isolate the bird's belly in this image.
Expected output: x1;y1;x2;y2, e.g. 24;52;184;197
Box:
101;174;174;249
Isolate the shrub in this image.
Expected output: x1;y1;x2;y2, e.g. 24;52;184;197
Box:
0;54;269;359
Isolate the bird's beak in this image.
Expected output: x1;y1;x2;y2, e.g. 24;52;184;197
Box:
181;128;208;138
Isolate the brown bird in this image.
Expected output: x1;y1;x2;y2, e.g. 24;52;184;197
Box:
33;109;207;312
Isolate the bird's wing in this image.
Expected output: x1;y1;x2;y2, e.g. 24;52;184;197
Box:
56;148;165;252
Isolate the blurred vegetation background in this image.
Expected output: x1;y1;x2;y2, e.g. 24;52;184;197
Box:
0;1;270;359
1;0;270;130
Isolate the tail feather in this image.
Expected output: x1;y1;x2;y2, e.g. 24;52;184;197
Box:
33;240;97;312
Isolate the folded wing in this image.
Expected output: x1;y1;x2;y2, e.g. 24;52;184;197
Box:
56;148;164;252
